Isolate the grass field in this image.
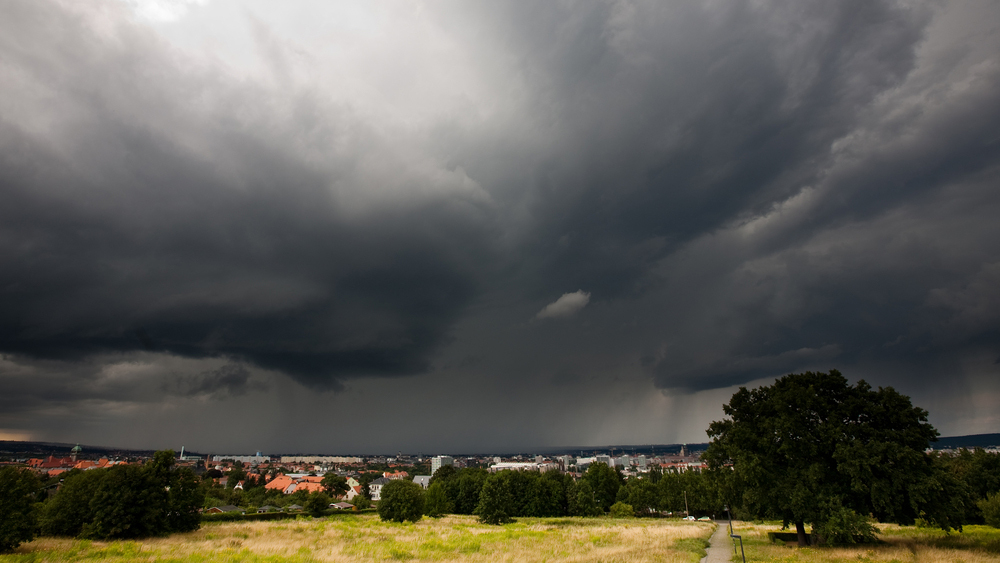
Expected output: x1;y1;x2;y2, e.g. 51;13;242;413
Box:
0;515;714;563
732;521;1000;563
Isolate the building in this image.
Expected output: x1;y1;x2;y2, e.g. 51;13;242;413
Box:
412;475;431;489
212;454;271;465
370;477;391;501
279;456;363;464
488;461;559;473
431;456;454;474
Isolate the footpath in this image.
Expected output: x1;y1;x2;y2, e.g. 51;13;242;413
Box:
701;521;736;563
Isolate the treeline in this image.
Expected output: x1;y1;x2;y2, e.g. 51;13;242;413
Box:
423;463;726;524
0;451;203;552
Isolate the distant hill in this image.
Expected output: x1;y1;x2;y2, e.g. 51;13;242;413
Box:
930;433;1000;449
0;440;203;459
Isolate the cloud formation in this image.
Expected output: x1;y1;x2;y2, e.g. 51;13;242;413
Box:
0;0;998;452
536;291;591;320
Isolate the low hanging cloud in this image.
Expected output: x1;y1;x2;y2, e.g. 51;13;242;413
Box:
536;291;591;320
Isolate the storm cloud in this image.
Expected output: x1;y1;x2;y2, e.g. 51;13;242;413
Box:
1;0;998;452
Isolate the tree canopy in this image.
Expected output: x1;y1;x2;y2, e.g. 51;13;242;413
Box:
0;467;40;553
377;480;425;523
706;370;962;546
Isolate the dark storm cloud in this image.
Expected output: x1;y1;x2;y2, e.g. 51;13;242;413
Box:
0;0;496;390
1;0;1000;449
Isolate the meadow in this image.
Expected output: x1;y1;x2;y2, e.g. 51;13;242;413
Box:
0;515;714;563
733;521;1000;563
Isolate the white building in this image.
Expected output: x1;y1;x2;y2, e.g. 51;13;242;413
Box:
431;456;454;474
489;462;559;473
369;477;390;501
212;454;271;465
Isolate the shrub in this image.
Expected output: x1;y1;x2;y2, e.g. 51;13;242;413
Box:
377;480;425;523
350;495;371;510
0;467;40;553
813;506;879;545
610;502;635;518
978;493;1000;528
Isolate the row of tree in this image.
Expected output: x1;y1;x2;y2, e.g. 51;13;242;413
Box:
0;451;203;552
380;461;725;524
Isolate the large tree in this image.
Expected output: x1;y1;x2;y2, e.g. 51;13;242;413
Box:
0;467;40;553
706;370;963;546
376;480;424;523
320;474;349;498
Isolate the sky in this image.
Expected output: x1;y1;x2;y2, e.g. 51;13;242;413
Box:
1;0;999;455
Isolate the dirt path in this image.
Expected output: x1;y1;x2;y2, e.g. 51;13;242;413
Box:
701;521;735;563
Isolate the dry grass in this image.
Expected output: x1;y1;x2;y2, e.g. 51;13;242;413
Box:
732;521;1000;563
1;515;714;563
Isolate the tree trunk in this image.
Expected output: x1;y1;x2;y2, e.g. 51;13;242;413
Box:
795;521;808;547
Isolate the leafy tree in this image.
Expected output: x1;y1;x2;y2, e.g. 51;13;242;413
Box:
582;463;622;512
84;464;165;539
617;478;658;516
936;449;1000;523
39;469;104;536
978;492;1000;528
475;471;515;524
452;469;487;514
706;370;957;547
0;467;40;552
39;450;203;540
305;491;332;517
573;481;601;516
812;504;879;546
377;480;424;523
423;482;453;517
526;470;567;517
166;465;204;533
321;474;349;498
429;465;457;485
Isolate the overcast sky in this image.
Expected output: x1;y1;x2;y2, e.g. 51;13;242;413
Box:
1;0;999;455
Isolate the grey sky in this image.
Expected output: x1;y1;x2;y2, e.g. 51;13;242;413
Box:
1;0;998;453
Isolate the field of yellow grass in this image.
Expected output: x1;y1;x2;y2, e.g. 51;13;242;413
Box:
732;521;1000;563
1;515;714;563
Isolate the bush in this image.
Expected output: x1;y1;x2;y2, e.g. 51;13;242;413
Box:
610;502;635;518
377;480;425;523
351;495;371;510
978;493;1000;528
813;506;879;546
0;467;40;553
201;511;298;523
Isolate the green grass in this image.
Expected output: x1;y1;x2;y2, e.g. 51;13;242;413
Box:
2;515;714;563
733;521;1000;563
